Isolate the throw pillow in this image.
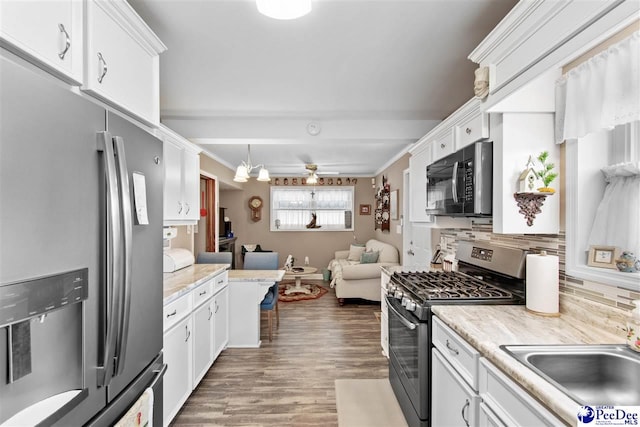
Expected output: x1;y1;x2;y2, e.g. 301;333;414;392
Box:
360;250;380;264
347;244;366;261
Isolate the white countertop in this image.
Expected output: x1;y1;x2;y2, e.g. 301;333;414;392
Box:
432;295;628;426
163;264;229;304
163;264;286;304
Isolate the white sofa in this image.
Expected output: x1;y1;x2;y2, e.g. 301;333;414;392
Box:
327;239;400;305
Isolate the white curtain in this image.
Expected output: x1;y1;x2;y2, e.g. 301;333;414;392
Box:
587;162;640;255
272;187;353;229
555;31;640;143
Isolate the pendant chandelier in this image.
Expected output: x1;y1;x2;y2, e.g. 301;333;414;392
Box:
233;145;270;183
256;0;312;20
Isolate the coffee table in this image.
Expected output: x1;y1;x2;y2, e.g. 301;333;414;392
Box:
283;266;317;295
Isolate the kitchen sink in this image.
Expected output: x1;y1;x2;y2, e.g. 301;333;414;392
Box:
501;344;640;405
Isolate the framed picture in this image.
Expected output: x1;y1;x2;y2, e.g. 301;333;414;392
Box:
390;190;399;220
359;204;371;215
587;245;620;269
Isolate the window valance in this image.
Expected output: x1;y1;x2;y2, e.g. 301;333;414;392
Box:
555;31;640;144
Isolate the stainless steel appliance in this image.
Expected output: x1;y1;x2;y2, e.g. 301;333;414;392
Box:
426;141;492;217
386;241;526;427
0;52;166;426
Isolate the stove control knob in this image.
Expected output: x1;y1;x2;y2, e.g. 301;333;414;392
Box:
387;286;396;296
405;301;417;312
401;297;409;307
394;290;404;300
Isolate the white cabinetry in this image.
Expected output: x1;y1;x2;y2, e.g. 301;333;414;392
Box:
431;317;480;427
491;112;559;234
469;0;640;111
408;143;432;223
83;0;166;126
163;270;229;426
432;315;563;427
163;294;193;427
432;128;455;162
160;126;202;225
432;348;480;427
0;0;83;83
478;358;562;427
380;270;391;358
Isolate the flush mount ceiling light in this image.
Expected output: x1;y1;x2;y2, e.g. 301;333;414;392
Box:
256;0;312;20
234;145;270;183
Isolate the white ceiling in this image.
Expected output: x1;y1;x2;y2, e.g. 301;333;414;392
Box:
130;0;517;177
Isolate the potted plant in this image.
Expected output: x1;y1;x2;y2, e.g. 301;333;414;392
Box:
536;151;558;194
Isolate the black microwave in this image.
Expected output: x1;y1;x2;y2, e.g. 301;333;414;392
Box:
426;140;492;216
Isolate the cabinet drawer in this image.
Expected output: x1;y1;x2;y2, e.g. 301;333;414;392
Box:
163;293;192;332
212;270;228;294
192;280;213;308
432;316;480;391
479;358;562;426
457;112;489;150
432;129;454;161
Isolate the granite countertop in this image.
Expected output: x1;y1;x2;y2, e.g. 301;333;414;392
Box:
163;264;229;304
432;295;628;425
163;265;287;305
228;269;285;282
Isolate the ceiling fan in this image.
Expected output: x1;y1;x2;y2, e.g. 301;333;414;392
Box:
303;164;340;184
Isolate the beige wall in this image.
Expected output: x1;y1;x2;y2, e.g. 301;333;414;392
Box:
197;151;410;269
219;178;378;270
373;153;410;264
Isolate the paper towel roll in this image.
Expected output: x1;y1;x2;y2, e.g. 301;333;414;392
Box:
526;252;560;316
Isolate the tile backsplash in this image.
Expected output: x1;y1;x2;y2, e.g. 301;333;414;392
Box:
439;223;639;311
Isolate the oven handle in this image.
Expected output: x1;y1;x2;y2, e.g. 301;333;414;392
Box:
387;300;417;330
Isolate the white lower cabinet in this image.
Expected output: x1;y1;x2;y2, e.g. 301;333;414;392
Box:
380;270;391;358
432;348;480;427
192;298;214;385
478;358;562;427
163;315;193;426
213;285;229;359
163;271;229;426
432;315;563;427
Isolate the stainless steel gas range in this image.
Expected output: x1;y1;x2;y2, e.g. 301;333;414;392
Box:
386;241;527;427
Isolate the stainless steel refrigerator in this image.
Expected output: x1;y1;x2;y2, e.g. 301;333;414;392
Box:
0;52;165;426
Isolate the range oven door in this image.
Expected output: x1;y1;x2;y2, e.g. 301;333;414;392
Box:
386;297;430;422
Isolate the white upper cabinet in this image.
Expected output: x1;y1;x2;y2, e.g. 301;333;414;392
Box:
0;0;83;83
83;0;166;126
469;0;640;110
408;142;432;223
159;125;202;225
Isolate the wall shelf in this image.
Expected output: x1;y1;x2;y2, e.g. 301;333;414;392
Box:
513;192;551;227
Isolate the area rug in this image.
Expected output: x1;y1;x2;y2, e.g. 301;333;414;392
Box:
277;281;328;302
335;379;408;427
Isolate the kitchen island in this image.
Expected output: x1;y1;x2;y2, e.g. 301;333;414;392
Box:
227;269;285;348
432;294;627;425
163;265;285;348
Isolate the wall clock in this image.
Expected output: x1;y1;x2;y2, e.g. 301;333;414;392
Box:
248;196;263;222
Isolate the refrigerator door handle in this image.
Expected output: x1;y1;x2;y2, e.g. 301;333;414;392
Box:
149;363;168;389
96;132;123;388
113;136;133;376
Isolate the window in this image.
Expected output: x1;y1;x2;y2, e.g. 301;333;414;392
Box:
566;121;639;291
270;186;354;231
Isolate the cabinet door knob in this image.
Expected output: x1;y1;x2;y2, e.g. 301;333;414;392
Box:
185;203;190;214
185;325;191;342
465;127;472;135
440;143;446;149
97;52;108;83
177;201;183;214
58;23;70;60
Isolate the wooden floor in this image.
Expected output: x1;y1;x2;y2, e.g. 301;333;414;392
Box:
170;281;389;427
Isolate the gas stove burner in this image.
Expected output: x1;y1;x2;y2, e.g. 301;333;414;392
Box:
391;271;514;302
